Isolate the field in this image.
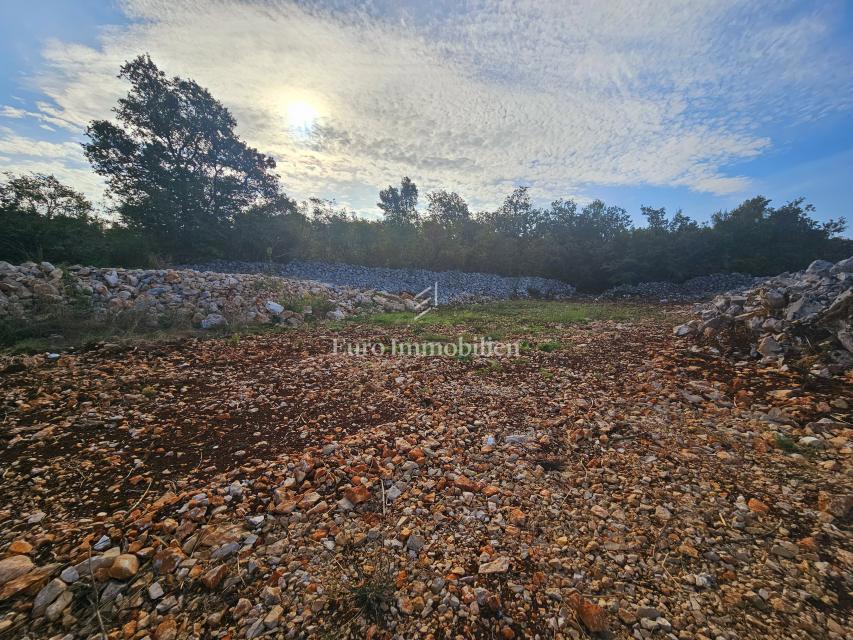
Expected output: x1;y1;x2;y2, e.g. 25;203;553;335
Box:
0;301;850;639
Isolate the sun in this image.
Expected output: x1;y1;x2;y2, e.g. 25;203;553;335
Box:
287;100;318;133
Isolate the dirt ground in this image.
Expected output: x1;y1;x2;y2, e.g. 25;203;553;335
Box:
0;309;850;639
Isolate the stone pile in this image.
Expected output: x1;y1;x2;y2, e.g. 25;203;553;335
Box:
675;258;853;374
598;272;759;301
0;261;417;328
179;260;577;303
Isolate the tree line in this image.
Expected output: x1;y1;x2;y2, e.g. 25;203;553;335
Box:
1;55;850;291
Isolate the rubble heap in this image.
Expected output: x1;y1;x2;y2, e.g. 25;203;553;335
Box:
675;258;853;374
0;261;418;328
598;272;758;302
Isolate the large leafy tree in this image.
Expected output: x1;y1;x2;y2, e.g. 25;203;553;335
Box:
426;190;470;228
0;172;109;264
84;55;279;258
377;176;419;224
0;172;93;220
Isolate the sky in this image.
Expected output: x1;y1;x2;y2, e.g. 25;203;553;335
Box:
1;0;852;229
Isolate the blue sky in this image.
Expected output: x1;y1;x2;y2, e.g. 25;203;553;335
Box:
1;0;852;232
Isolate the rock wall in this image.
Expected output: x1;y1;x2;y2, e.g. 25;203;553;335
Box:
597;272;759;301
675;258;853;375
0;261;417;328
177;259;577;303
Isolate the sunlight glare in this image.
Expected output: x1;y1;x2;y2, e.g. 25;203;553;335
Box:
287;100;318;134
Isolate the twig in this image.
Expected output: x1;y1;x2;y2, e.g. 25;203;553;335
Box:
126;478;153;514
88;545;107;640
236;553;247;586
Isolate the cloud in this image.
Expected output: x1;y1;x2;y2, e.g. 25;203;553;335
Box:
1;0;851;213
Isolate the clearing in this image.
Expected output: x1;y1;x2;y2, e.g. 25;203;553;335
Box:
0;301;850;639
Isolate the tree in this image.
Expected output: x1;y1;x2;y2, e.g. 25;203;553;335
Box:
0;172;109;264
711;197;848;274
576;200;631;242
230;194;304;262
83;55;280;259
641;205;668;231
0;172;93;220
485;187;541;238
378;177;419;224
426;190;470;227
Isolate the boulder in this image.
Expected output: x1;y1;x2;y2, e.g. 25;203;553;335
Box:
264;300;284;315
201;313;227;329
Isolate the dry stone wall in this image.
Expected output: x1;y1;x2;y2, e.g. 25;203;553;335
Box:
0;261;416;328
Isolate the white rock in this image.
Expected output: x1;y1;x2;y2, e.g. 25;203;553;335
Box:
201;313;227;329
264;300;284;314
326;309;346;321
148;581;164;600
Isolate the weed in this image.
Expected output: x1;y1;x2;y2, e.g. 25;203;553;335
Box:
349;574;394;623
327;547;395;632
538;340;561;352
774;434;800;454
475;360;504;375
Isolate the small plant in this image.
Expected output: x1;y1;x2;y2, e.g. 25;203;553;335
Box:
774;434;800;454
279;293;335;318
327;548;395;631
475;360;504;375
349;573;394;623
538;340;561;353
141;385;157;398
539;367;554;379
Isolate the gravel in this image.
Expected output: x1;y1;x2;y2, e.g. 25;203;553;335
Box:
1;319;849;638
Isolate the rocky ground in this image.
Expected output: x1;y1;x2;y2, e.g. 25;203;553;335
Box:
0;309;851;639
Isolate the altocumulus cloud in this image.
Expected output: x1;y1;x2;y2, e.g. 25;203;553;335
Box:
1;0;852;213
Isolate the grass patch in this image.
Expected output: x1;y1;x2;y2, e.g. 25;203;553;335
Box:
474;360;504;376
281;293;336;318
413;330;453;343
348;300;659;337
0;302;297;354
537;340;562;352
